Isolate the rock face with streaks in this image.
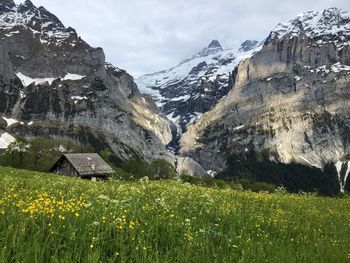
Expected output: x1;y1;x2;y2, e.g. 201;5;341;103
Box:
180;8;350;171
175;156;207;177
0;0;173;163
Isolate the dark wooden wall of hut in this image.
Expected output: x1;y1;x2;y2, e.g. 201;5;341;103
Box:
52;158;79;177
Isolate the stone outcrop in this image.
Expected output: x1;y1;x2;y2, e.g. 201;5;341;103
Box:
175;156;207;177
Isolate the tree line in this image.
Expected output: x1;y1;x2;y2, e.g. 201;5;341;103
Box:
0;137;94;171
0;136;177;180
216;150;341;196
1;137;345;195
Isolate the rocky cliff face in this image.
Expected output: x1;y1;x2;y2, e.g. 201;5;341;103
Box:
180;7;350;171
0;0;173;162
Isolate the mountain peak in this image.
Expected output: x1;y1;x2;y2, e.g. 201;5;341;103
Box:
18;0;36;12
322;7;342;16
1;0;15;6
24;0;34;7
0;0;86;47
320;7;343;24
208;40;222;49
239;40;259;52
195;39;223;57
0;0;16;13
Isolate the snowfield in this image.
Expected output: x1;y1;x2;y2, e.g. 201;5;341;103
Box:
16;72;86;87
2;117;19;127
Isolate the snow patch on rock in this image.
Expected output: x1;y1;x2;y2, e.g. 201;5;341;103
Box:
2;117;19;127
0;132;16;149
63;73;85;81
335;160;350;193
298;156;322;169
331;62;350;73
16;72;56;86
16;72;86;87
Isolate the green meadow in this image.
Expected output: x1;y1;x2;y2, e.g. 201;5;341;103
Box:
0;167;349;262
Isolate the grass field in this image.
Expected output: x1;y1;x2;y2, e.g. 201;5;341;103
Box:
0;167;349;263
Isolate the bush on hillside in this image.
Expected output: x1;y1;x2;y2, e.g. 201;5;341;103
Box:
213;179;230;189
122;159;176;180
180;173;202;185
151;159;176;179
250;181;276;193
122;159;154;179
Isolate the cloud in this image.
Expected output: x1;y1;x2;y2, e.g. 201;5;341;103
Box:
15;0;350;76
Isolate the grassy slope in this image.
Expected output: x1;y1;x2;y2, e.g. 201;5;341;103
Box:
0;166;349;263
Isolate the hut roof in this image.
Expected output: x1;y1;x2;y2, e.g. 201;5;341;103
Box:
57;153;114;176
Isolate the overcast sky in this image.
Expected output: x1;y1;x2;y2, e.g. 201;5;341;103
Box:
14;0;350;77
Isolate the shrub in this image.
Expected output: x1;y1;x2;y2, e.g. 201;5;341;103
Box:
180;173;202;185
2;137;30;168
150;159;176;179
122;159;153;179
250;181;276;193
275;186;288;195
100;148;112;163
234;178;251;190
214;179;229;189
109;167;133;181
202;174;215;187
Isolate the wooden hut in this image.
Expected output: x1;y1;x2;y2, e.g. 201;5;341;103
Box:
50;153;114;180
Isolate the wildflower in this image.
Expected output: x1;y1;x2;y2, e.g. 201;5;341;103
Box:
185;234;193;242
84;203;92;208
129;221;135;230
98;195;110;201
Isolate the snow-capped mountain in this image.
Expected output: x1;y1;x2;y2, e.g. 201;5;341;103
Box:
136;39;259;134
0;0;173;163
0;0;83;47
267;7;350;48
180;7;350;176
